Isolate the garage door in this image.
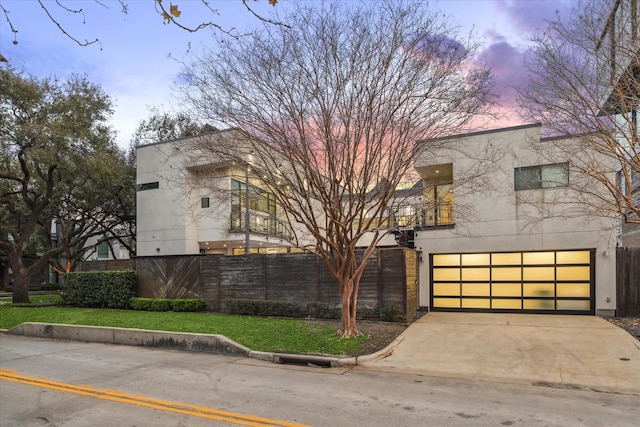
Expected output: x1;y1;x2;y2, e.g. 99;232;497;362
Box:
430;250;594;314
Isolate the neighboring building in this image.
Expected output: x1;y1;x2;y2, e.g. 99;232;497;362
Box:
596;0;640;246
412;123;618;317
82;235;131;261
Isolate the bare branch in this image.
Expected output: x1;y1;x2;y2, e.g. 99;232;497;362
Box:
176;1;495;336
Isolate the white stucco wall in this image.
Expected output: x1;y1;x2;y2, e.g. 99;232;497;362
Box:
413;124;618;315
137;140;196;256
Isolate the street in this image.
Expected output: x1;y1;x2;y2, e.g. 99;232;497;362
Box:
1;334;638;427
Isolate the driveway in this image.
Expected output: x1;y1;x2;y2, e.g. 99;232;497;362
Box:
359;312;640;394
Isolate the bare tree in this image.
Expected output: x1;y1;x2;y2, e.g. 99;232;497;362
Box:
517;0;639;229
179;1;495;337
0;0;281;61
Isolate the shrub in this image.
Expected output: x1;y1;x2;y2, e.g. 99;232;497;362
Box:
61;270;136;309
222;299;376;321
305;301;341;319
223;299;303;317
379;305;403;322
171;299;205;312
129;297;205;312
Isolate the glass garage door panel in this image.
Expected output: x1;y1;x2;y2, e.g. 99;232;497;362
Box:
492;299;522;309
556;283;590;298
433;268;460;281
433;298;461;308
492;283;521;297
556;251;590;264
433;283;460;296
431;250;593;313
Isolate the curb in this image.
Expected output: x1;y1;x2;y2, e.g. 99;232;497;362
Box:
1;323;405;368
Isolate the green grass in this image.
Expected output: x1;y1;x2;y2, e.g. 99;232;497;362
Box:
0;304;366;356
0;294;63;304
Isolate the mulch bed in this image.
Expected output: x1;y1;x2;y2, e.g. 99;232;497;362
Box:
606;317;640;341
303;319;408;356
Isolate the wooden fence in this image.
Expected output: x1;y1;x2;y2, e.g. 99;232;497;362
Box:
616;247;640;316
80;247;419;320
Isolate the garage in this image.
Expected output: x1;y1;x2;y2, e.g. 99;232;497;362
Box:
430;249;595;314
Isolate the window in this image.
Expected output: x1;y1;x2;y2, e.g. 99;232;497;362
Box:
515;163;569;191
201;197;210;208
97;241;109;258
136;182;159;191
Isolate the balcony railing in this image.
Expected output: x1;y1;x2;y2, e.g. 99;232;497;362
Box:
230;212;292;240
390;201;454;228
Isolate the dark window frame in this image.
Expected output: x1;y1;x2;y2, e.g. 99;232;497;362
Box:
136;182;159;191
97;241;109;258
515;163;569;191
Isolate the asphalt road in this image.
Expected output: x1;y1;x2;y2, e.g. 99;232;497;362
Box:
1;334;638;427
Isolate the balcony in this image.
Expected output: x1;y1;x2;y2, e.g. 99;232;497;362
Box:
230;212;292;240
390;201;454;229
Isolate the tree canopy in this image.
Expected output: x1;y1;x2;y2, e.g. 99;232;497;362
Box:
0;67;135;302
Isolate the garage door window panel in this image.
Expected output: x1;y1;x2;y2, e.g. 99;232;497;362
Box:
524;299;555;310
523;251;555;264
556;250;590;264
492;299;522;309
433;254;461;266
433;298;461;308
492;267;522;281
492;283;522;297
461;267;490;281
523;283;555;297
523;267;555;281
461;253;490;265
462;283;490;296
556;300;590;311
556;266;590;281
433;283;460;296
462;298;491;309
433;268;460;281
556;283;590;297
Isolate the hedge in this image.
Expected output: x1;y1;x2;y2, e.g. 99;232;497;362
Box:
222;299;372;320
129;297;205;312
61;270;136;309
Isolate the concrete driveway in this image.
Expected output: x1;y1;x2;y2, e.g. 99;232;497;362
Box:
359;312;640;394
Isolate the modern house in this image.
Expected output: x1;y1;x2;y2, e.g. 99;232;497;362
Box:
137;123;619;316
411;123;618;316
135;2;635;317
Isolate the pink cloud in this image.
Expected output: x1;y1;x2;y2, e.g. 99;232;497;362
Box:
492;0;573;33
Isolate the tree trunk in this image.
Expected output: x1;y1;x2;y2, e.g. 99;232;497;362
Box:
339;278;362;338
8;255;31;304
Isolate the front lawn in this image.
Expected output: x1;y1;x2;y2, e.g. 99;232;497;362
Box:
0;305;366;356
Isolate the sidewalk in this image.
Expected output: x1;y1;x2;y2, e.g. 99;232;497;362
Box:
359;312;640;394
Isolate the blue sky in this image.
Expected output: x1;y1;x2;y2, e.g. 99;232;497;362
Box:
0;0;574;150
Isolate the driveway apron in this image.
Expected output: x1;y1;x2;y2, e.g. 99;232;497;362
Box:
360;312;640;394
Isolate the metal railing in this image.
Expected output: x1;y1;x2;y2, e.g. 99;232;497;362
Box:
390;201;454;228
230;212;293;240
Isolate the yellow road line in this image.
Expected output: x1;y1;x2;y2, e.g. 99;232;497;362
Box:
0;369;309;427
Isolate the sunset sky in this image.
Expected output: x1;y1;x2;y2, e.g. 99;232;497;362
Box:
0;0;574;149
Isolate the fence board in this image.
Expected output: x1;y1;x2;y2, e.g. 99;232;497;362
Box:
617;247;640;316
